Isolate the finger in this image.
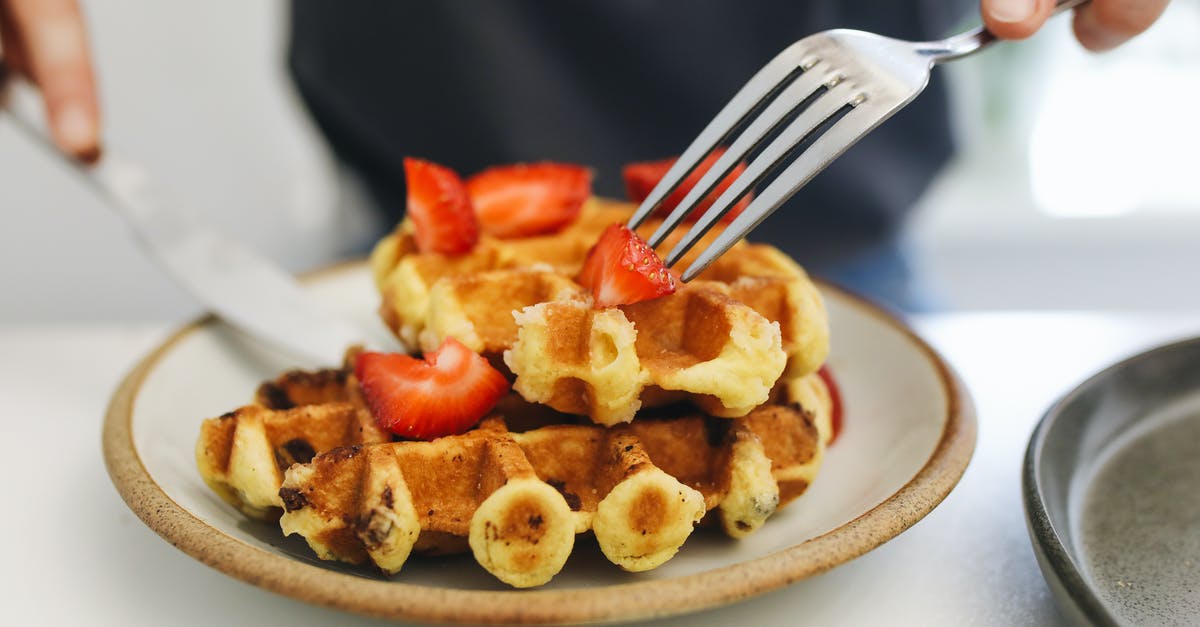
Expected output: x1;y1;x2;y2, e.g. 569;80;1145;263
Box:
1073;0;1170;51
981;0;1056;40
7;0;101;161
1;4;31;73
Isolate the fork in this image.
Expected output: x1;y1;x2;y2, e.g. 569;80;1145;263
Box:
629;0;1090;281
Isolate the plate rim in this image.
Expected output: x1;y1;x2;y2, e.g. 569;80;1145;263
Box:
102;265;977;624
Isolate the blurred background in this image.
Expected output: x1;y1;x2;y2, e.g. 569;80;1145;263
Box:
1;0;1197;323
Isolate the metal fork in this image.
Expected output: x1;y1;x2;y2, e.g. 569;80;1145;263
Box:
629;0;1089;281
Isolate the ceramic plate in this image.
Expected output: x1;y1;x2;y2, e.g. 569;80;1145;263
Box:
103;263;975;624
1024;336;1200;626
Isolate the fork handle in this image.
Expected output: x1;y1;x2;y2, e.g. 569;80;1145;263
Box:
919;0;1091;63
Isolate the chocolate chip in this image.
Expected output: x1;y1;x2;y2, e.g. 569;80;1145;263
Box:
547;479;582;511
257;383;294;409
279;487;308;511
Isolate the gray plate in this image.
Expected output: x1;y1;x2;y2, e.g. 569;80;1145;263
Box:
1024;337;1200;626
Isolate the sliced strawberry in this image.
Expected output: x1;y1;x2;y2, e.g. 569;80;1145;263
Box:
404;157;479;255
355;339;509;440
817;364;843;445
622;148;752;223
578;223;676;308
466;162;592;238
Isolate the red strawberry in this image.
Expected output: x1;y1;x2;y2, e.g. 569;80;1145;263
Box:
578;223;676;308
404;157;479;255
817;365;844;444
622;148;752;223
466;162;592;238
355;339;509;440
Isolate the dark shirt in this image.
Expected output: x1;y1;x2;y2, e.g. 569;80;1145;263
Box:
288;0;968;310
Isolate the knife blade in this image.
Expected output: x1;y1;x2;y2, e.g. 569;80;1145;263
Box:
1;65;372;367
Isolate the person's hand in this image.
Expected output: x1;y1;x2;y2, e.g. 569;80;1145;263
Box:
981;0;1170;51
0;0;100;161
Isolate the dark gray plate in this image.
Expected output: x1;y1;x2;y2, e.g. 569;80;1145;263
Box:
1024;336;1200;626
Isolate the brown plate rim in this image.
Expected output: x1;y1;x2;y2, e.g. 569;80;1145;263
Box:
102;264;977;625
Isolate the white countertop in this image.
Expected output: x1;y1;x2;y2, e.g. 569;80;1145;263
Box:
4;312;1197;626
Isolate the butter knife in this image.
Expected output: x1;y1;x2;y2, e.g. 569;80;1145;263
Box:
1;64;372;367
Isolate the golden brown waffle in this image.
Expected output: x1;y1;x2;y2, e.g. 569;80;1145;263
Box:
198;197;834;586
504;284;786;424
195;362;831;587
368;200;635;349
195;368;390;519
369;198;830;424
279;383;828;587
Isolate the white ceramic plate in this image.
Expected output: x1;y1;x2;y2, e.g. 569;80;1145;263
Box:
103;263;975;624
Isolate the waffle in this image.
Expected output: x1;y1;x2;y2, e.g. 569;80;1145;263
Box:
279;382;828;587
197;196;834;587
369;200;635;349
370;199;830;423
195;368;390;520
195;362;832;587
504;284;787;424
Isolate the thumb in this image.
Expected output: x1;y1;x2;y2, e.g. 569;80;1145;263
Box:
980;0;1055;40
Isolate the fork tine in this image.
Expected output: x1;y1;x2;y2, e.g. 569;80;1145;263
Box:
626;40;816;231
646;66;831;248
679;98;902;282
664;78;859;269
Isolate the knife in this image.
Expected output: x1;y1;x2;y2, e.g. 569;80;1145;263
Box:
1;62;376;367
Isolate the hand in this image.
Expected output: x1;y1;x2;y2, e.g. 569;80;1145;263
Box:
0;0;100;161
980;0;1171;51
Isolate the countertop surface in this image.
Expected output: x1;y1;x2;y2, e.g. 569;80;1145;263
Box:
4;312;1197;626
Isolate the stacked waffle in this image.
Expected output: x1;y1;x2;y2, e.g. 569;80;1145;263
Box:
197;361;831;587
196;190;834;587
372;199;830;424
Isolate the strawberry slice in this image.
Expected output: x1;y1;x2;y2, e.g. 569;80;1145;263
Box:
578;223;676;308
404;157;479;255
817;364;844;445
466;162;592;238
355;339;509;440
622;148;752;223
